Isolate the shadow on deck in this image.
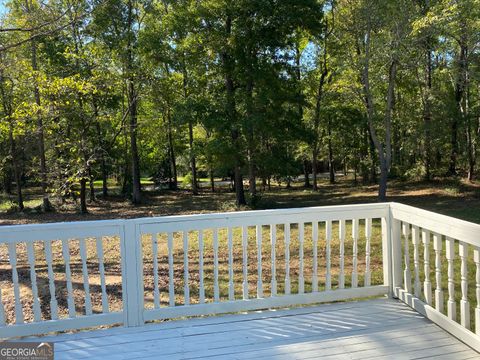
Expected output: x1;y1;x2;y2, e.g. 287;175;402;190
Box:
33;298;478;360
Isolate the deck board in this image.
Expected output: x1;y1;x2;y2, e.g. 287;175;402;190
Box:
29;298;477;359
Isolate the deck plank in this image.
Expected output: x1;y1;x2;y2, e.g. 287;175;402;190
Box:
54;306;423;355
26;298;477;360
49;300;414;349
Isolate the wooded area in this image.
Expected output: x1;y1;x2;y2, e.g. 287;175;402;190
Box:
0;0;479;214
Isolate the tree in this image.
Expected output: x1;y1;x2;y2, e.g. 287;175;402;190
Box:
338;0;414;201
91;0;145;204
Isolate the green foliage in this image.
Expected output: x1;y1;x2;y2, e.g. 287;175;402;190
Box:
0;0;479;210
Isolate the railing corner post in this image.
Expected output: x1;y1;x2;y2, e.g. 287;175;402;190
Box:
121;220;144;327
383;204;402;299
382;213;393;298
390;208;403;297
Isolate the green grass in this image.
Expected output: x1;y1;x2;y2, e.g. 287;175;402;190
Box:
92;179;118;187
0;197;43;212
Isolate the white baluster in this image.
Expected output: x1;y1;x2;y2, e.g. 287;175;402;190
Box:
183;231;190;305
95;237;108;313
285;223;291;295
364;218;372;287
242;226;248;300
198;230;205;304
325;221;332;290
422;230;432;305
299;223;304;294
312;221;318;292
26;242;41;321
152;235;160;309
256;225;263;298
8;243;23;324
213;229;219;302
168;232;175;307
61;239;76;318
402;223;412;294
412;226;421;298
228;227;234;300
270;224;277;296
352;219;358;288
44;240;59;319
459;241;470;329
79;238;92;315
446;237;456;321
474;247;480;335
433;233;443;312
339;220;345;289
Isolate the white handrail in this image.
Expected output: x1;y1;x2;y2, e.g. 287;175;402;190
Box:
390;202;480;247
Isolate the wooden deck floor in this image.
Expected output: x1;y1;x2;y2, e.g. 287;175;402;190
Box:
34;298;478;360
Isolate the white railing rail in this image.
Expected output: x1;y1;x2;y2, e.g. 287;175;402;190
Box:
0;202;479;352
0;220;126;337
390;202;480;352
133;203;390;323
0;203;390;338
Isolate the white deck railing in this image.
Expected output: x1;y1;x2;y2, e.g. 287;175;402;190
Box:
0;203;479;351
391;203;480;352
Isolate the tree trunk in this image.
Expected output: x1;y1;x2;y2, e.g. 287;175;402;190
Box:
247;141;256;197
88;167;95;202
0;64;24;210
101;156;108;197
467;125;475;180
188;120;198;195
210;168;215;193
448;117;459;176
129;95;142;204
234;160;246;206
181;57;198;195
80;178;88;214
312;149;318;191
311;16;331;191
360;23;397;201
223;14;245;206
328;157;335;184
163;64;178;191
368;130;377;183
423;47;433;181
127;1;141;204
246;61;256;197
303;159;310;187
121;129;132;195
165;107;178;190
328;118;335;184
312;70;327;191
449;29;468;177
378;160;388;202
466;86;474;181
25;0;51;212
10;130;24;210
94;106;108;197
2;172;12;195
